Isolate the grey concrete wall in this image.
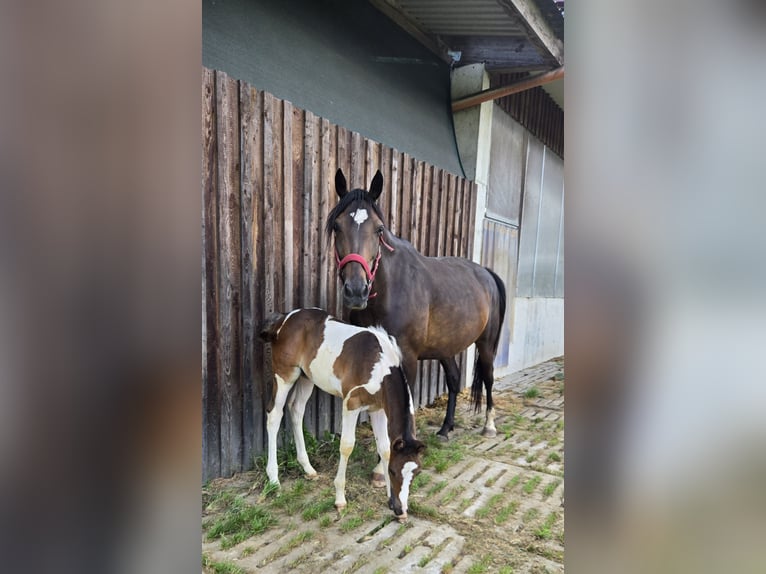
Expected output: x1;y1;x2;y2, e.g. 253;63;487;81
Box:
203;0;462;176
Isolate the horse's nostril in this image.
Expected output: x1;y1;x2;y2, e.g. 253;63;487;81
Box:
361;284;369;297
343;283;354;297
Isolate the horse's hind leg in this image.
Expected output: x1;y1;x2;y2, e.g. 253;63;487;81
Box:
286;376;318;479
437;357;461;440
266;370;298;485
476;344;497;437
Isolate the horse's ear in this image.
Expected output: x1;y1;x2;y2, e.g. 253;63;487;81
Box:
392;438;406;452
335;169;348;198
369;170;383;201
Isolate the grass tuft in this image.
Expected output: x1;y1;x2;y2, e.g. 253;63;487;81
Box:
522;476;542;495
542;479;562;499
534;512;559;540
301;498;336;521
206;495;277;549
494;501;519;524
523;387;539;399
467;554;492;574
340;515;364;533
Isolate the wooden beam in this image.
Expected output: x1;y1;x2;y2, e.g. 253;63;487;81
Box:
496;0;564;65
369;0;452;64
451;66;564;112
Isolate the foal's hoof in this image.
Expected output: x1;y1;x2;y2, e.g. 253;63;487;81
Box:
481;428;497;438
305;472;319;481
436;433;449;443
371;473;387;489
335;502;346;512
396;513;408;523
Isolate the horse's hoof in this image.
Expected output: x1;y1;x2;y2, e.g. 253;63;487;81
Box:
335;502;346;512
305;472;319;481
436;433;449;442
481;428;497;438
371;473;387;488
396;513;408;523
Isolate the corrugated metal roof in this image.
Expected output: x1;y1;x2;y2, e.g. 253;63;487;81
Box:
397;0;527;36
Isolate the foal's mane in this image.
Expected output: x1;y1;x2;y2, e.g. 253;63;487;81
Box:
325;189;385;237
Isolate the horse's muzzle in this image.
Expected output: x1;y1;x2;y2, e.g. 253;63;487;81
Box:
342;280;369;309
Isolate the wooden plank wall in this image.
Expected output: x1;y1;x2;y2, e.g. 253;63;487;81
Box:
202;68;478;481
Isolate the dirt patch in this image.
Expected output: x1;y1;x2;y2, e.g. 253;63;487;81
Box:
203;359;564;573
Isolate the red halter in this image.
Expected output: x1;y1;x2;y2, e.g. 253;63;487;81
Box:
335;236;395;299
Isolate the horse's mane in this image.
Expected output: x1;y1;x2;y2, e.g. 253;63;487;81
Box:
325;189;385;236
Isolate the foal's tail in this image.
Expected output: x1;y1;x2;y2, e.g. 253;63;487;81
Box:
258;312;288;342
471;268;507;412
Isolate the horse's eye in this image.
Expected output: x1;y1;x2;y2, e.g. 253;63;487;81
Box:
377;226;384;235
389;468;395;477
333;222;340;233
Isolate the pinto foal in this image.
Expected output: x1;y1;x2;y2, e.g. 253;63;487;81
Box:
259;308;425;520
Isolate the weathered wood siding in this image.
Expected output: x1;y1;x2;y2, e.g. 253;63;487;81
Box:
202;68;478;481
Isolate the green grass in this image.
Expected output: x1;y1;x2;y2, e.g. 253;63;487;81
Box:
206;495;277;549
523;387;540;399
340;515;364;533
422;435;466;473
254;428;340;481
504;474;522;491
427;479;448;496
319;515;332;528
409;500;439;519
203;557;245;574
467;554;492;574
271;530;314;560
457;495;475;513
534;512;559;540
475;493;504;519
494;501;519;524
411;471;432;492
542;479;561;499
522;507;539;522
441;485;465;505
301;498;336;521
522;476;542;495
499;567;514;574
240;546;254;558
373;567;388;574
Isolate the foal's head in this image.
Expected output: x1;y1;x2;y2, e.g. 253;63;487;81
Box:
387;435;425;521
326;169;387;310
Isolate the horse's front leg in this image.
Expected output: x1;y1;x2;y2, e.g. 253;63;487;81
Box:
437;357;461;440
266;373;295;486
335;408;361;510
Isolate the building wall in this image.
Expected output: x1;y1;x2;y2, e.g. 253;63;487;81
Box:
203;0;463;176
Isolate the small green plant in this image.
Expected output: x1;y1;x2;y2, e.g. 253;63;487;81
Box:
499;566;514;574
340;515;364;533
457;495;475;513
475;493;504;519
441;485;465;505
542;479;561;499
467;554;492;574
523;387;540;399
494;501;519;524
422;435;466;472
522;507;539;522
373;567;388;574
505;474;522;491
204;558;245;574
522;476;542;494
319;515;332;528
534;512;558;540
240;546;254;558
409;500;439;519
411;471;432;492
427;479;448;496
260;481;279;498
301;498;336;521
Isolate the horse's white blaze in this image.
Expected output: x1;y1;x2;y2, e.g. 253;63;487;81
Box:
399;461;418;510
350;208;368;226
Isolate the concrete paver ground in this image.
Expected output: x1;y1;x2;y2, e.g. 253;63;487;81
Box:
203;357;564;573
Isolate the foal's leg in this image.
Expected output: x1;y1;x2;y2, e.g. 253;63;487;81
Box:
335;408;361;510
369;410;391;500
286;376;318;479
371;355;417;487
476;344;497;437
437;357;461;440
266;372;297;485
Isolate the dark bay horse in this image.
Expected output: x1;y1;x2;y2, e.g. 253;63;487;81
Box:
259;308;425;520
326;169;506;482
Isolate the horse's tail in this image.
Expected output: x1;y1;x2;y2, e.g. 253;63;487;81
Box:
471;268;507;412
258;311;288;342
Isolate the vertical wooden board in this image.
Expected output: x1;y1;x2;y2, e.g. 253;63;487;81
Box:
417;165;432;253
459;180;469;258
291;106;306;312
389;151;400;235
316;118;336;437
318;118;333;312
410;161;423;246
452;179;464;258
378;145;392;223
399;154;413;243
239;81;258;469
466;181;477;257
350;131;365;187
323;123;339;316
282;101;295;311
215;71;243;476
427;169;441;257
443;173;455;257
272;98;286;313
202;67;221;481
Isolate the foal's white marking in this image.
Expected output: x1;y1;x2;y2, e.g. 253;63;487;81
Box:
399;461;419;511
350;208;369;227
